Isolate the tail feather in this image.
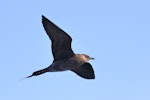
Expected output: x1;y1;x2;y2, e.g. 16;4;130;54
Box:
26;67;50;78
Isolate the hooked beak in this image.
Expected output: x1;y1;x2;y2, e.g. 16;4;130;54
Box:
90;57;95;60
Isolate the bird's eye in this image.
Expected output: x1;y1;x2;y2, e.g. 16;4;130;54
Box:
87;56;90;58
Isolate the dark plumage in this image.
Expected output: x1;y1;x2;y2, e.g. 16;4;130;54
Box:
27;15;95;79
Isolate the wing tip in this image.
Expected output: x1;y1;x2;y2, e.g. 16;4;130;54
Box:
42;15;47;22
84;73;95;79
42;15;45;19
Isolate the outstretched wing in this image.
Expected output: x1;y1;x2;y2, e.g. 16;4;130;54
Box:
71;63;95;79
42;15;75;61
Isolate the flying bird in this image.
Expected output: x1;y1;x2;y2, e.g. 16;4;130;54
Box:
27;15;95;79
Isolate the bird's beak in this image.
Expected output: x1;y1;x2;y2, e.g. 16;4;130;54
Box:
90;57;95;60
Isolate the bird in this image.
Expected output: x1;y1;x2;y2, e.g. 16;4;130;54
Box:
26;15;95;79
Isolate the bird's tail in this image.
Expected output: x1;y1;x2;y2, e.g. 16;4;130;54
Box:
26;67;50;78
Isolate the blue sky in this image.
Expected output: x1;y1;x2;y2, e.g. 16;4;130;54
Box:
0;0;150;100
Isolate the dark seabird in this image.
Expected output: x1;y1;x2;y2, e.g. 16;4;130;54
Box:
27;15;95;79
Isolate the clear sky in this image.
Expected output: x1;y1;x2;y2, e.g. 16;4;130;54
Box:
0;0;150;100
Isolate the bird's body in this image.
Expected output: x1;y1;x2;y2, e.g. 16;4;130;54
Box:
27;15;95;79
50;54;85;71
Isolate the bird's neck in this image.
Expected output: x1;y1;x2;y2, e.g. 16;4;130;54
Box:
75;54;87;63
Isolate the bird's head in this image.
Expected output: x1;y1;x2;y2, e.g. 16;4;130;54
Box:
81;54;94;62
